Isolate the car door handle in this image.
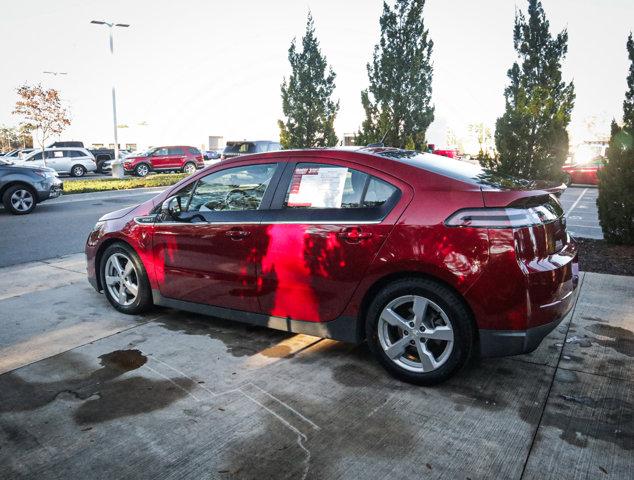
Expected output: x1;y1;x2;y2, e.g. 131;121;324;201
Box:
337;227;373;243
225;228;251;240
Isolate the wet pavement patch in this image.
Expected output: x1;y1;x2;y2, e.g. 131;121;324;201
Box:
585;324;634;357
0;349;195;425
154;313;291;357
99;349;147;371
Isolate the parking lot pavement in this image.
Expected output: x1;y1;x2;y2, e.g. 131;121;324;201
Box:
560;186;603;240
1;256;631;479
0;182;617;480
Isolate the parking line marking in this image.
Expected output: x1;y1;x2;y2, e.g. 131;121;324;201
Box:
566;188;588;218
150;354;321;431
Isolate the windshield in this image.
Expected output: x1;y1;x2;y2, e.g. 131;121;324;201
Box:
136;148;156;157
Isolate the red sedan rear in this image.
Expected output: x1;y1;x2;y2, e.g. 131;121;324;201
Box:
86;147;578;385
562;157;605;185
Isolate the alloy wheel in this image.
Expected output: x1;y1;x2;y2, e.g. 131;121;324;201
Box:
136;164;149;177
73;165;85;177
10;189;34;212
104;253;139;306
183;163;196;174
377;295;454;373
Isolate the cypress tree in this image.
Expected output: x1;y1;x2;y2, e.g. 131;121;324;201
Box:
357;0;434;150
278;13;339;149
597;34;634;244
487;0;575;180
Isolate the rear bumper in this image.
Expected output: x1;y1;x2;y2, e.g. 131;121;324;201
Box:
479;304;568;357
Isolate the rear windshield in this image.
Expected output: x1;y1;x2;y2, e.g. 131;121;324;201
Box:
224;142;256;154
371;149;542;190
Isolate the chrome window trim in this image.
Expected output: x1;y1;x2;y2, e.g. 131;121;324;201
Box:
137;218;382;226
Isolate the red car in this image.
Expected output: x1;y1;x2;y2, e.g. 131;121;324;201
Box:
561;157;605;186
86;148;578;385
123;146;204;177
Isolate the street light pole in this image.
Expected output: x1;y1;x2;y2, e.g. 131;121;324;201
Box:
91;20;129;175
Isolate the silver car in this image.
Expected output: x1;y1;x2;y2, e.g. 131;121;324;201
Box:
17;148;97;177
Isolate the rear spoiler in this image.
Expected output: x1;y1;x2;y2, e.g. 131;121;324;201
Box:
541;182;566;198
481;182;567;208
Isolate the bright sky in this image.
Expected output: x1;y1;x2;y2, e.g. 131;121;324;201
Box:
0;0;632;151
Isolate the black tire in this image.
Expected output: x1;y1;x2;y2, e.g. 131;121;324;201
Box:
563;173;572;186
134;163;150;177
70;164;87;177
96;157;110;173
365;278;474;386
99;243;153;315
2;184;37;215
182;161;196;174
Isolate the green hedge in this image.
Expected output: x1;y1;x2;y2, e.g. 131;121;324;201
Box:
64;173;188;195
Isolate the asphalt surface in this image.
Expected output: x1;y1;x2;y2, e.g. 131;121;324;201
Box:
0;185;602;268
0;189;161;267
559;186;602;240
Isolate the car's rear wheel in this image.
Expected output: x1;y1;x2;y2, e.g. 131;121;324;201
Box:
3;184;37;215
71;164;87;177
100;243;152;314
182;162;196;174
366;278;474;385
134;163;150;177
563;173;572;186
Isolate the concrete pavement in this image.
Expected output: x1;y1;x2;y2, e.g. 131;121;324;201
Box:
0;255;631;479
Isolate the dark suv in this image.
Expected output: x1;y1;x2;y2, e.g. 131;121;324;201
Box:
220;141;281;160
0;158;63;214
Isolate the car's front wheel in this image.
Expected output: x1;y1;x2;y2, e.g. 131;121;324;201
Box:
366;278;474;385
134;163;150;177
100;243;153;314
71;164;87;177
2;184;37;215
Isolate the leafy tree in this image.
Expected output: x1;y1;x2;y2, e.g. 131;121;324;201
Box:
489;0;575;180
13;84;70;163
0;125;34;152
278;12;339;149
597;34;634;244
357;0;434;150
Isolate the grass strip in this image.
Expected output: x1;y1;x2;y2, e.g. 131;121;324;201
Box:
63;173;187;194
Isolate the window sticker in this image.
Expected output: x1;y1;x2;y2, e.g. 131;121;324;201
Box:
287;167;348;208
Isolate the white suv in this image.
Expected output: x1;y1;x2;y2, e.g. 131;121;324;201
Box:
18;148;97;177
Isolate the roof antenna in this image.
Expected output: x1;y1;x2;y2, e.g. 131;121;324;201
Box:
367;129;389;148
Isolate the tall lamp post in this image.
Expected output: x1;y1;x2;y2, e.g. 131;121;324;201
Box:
90;20;129;175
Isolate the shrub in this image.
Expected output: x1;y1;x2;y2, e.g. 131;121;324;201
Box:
597;123;634;244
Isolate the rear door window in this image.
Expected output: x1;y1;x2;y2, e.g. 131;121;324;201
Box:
271;162;400;223
168;147;185;155
284;163;397;210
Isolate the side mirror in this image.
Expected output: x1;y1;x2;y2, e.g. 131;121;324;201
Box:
161;196;184;221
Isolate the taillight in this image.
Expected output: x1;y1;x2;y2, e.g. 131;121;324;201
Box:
445;207;559;229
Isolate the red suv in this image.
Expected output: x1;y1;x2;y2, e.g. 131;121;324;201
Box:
86;147;578;385
123;146;204;177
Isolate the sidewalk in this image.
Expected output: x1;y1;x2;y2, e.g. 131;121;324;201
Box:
0;256;631;479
